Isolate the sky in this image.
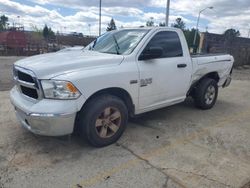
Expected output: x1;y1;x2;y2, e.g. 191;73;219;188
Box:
0;0;250;37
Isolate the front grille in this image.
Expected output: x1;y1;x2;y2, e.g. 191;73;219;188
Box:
20;86;38;99
14;66;40;100
17;71;34;83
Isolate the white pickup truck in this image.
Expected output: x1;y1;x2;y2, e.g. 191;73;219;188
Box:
10;27;234;147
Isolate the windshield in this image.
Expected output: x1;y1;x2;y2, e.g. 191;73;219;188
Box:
85;29;149;55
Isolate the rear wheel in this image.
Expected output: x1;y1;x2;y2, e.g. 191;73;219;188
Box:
194;78;218;110
77;95;128;147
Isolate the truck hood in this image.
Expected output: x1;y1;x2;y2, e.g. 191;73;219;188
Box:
15;50;124;79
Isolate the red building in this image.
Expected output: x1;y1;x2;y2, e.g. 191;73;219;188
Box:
0;30;27;55
0;31;26;48
0;28;95;56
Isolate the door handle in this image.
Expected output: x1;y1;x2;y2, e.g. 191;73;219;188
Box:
177;64;187;68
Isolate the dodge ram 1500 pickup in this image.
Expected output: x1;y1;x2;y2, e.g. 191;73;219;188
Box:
10;27;234;147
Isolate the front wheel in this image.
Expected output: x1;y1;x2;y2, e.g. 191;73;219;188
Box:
77;95;128;147
194;78;218;110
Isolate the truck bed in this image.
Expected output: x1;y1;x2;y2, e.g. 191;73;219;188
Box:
191;53;232;66
191;53;234;87
191;53;227;58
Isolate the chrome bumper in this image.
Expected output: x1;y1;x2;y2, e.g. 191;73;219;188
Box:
14;107;76;136
10;87;78;136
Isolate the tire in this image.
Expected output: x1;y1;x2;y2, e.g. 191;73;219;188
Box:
77;95;128;147
194;78;218;110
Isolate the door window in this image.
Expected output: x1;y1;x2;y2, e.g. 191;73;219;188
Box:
140;31;183;59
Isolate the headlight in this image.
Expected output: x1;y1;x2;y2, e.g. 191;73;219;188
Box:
41;80;81;99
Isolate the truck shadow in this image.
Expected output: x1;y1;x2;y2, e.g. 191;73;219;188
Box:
130;97;195;123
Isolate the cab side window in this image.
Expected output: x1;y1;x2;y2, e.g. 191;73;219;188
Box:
141;31;183;59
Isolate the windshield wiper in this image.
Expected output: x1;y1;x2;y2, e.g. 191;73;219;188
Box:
90;39;97;50
112;35;120;55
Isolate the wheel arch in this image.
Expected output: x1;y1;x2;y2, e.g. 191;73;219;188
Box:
187;71;220;96
74;87;135;134
81;87;135;117
202;72;220;83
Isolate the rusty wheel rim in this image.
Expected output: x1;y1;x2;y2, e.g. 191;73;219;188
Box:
95;107;121;138
205;85;216;105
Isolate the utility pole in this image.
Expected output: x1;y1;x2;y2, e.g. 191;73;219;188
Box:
166;0;170;26
193;6;213;49
17;16;20;27
248;29;250;38
88;24;91;36
99;0;102;36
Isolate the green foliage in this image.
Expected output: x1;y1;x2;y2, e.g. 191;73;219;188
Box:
184;28;200;49
171;18;186;30
224;28;240;39
30;24;42;35
0;15;8;31
106;18;117;31
43;25;49;39
48;27;55;37
42;24;55;39
146;18;154;27
159;22;166;27
170;18;199;49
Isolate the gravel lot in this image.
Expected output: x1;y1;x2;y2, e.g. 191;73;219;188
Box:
233;67;250;81
0;56;24;91
0;57;250;188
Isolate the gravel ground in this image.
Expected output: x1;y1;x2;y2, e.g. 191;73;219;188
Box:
0;56;250;188
232;67;250;81
0;56;24;91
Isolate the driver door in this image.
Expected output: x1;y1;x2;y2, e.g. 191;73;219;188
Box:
137;30;192;111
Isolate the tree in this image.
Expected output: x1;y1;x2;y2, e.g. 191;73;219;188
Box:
170;18;199;51
43;24;49;39
31;24;42;33
223;28;240;54
0;15;8;31
106;18;117;31
146;17;154;27
30;24;43;40
224;28;240;38
184;28;200;49
42;24;55;40
171;17;186;30
48;27;55;38
159;22;166;27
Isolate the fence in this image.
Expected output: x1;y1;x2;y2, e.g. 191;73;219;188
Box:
199;32;250;66
0;34;96;56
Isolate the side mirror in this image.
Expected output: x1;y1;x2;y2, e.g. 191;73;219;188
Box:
139;47;163;61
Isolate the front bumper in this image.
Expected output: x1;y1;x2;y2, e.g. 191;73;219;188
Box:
10;87;78;136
